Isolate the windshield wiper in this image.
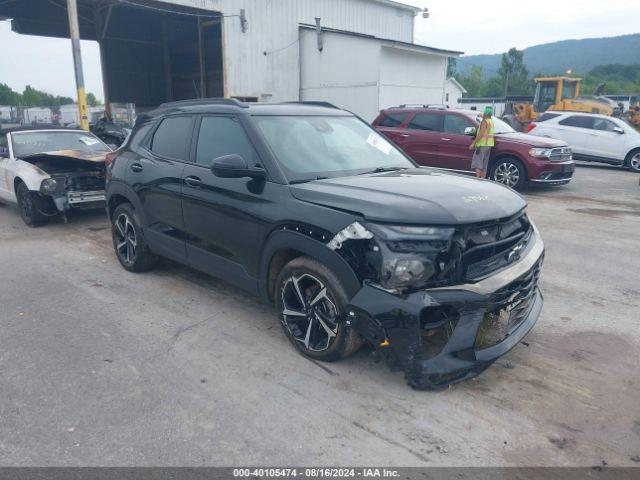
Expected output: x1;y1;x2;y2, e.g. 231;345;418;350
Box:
360;166;408;175
289;176;329;184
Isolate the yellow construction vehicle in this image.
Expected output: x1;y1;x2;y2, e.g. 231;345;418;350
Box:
503;76;640;131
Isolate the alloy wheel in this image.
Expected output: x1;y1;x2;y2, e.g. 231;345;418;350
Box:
280;273;339;352
630;153;640;172
19;190;33;220
114;213;137;264
493;162;520;187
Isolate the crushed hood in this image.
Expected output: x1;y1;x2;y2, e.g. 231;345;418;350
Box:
21;150;107;164
290;168;527;225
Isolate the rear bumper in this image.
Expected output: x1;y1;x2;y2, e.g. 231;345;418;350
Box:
346;229;545;389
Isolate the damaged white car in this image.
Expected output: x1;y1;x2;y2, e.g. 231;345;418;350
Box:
0;127;111;226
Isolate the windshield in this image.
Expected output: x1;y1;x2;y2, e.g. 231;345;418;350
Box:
475;115;515;134
254;115;414;182
11;131;110;157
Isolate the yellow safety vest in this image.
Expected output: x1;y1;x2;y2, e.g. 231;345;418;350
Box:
476;118;495;147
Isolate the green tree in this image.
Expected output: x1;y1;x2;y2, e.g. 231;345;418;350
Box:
456;65;484;97
86;92;102;107
447;57;457;78
498;48;530;96
0;83;21;105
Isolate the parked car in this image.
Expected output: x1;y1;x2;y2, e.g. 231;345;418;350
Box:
373;107;575;190
106;99;545;390
0;126;111;226
527;112;640;172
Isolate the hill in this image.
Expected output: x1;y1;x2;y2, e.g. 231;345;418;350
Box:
461;33;640;77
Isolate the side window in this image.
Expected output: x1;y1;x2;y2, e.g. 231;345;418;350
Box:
443;114;473;135
377;112;408;127
129;122;154;151
150;116;193;160
0;134;7;152
536;112;561;122
407;113;443;132
592;118;618;132
559;116;594;129
195;116;258;167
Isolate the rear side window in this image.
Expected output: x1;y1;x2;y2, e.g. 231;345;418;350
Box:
195;116;258;166
536;112;561;122
443;114;473;134
559;116;593;129
150;116;193;160
377;112;408;127
129;122;154;151
408;113;443;131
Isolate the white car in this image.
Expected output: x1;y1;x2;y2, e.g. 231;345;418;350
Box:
0;127;112;227
528;112;640;172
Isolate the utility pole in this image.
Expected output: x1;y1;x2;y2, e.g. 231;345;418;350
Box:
66;0;89;130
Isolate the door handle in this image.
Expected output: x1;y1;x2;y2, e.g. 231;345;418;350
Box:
130;163;143;172
399;133;410;138
184;176;202;188
440;137;451;141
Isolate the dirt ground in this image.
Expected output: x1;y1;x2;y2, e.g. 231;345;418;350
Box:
0;164;638;466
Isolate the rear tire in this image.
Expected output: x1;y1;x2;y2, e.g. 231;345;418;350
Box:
490;157;527;190
625;149;640;172
275;256;362;362
111;203;158;272
16;182;48;227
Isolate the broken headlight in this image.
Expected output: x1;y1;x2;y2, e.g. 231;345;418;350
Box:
366;224;455;290
40;178;59;192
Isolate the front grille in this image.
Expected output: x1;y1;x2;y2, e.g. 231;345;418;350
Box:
475;255;543;350
71;174;105;191
460;212;533;281
548;147;572;162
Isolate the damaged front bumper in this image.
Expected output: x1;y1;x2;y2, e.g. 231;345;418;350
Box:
345;228;545;390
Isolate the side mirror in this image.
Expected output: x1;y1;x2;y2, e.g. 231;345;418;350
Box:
613;127;624;134
464;126;477;136
211;154;264;179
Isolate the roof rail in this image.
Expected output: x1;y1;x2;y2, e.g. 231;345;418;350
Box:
157;98;248;109
281;101;340;109
394;104;448;109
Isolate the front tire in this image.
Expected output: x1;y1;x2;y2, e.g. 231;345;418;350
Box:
111;203;158;272
490;157;527;190
625;149;640;172
16;182;48;227
275;256;362;362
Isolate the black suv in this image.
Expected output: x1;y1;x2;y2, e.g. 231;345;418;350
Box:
106;99;545;389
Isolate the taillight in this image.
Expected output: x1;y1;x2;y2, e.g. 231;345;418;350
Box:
105;151;118;168
526;123;537;132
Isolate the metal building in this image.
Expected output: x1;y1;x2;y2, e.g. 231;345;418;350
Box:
0;0;461;120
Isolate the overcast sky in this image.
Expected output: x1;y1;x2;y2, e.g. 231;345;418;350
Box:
1;0;639;100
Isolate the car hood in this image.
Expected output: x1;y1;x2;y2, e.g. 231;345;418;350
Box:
496;132;566;148
290;168;527;225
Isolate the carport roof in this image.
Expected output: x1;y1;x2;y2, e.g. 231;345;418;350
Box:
299;23;464;57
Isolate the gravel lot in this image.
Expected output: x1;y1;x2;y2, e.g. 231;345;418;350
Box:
0;164;638;467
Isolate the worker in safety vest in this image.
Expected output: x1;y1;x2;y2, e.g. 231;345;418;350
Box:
469;106;495;178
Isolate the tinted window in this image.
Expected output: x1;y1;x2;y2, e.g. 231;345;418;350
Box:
592;118;618;132
559;116;594;129
408;113;442;131
0;134;7;150
196;116;258;166
377;112;408;127
537;112;561;122
129;122;154;151
443;114;472;134
150;116;193;160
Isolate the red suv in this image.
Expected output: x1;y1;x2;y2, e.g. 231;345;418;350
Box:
373;107;575;190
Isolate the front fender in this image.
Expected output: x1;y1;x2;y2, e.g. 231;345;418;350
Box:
11;160;48;192
258;229;362;302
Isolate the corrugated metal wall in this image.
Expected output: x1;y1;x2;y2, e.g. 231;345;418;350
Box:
165;0;415;101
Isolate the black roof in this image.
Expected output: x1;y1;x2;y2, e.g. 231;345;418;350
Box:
0;125;85;135
143;99;353;119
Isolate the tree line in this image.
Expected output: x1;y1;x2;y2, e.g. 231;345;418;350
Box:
0;83;101;108
450;48;640;98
